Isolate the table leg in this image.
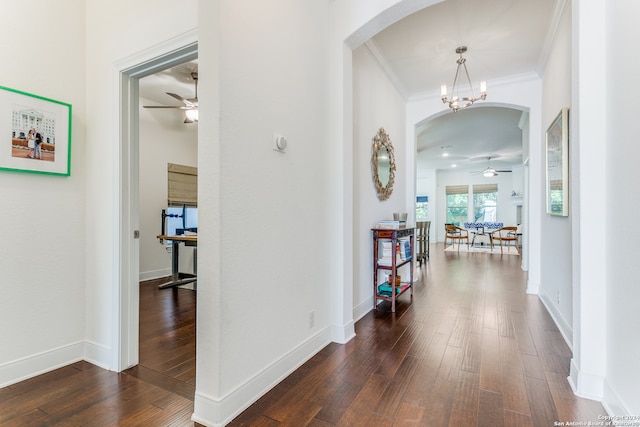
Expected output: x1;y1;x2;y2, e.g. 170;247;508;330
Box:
158;241;197;289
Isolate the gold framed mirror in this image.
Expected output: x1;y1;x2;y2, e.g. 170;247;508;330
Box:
371;127;396;201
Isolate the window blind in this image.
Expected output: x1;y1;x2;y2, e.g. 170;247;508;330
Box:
445;185;468;195
472;183;498;194
167;163;198;206
549;179;563;191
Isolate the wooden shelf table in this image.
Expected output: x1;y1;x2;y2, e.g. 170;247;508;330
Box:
372;226;415;312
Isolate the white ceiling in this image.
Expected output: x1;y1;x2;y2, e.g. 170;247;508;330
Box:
139;0;558;170
370;0;557;172
415;106;526;172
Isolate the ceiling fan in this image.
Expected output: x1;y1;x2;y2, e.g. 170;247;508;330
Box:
143;71;198;123
471;157;512;177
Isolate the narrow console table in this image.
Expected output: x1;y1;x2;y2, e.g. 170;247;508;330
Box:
372;226;415;312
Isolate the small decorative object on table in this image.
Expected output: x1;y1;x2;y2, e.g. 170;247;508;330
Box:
393;212;408;222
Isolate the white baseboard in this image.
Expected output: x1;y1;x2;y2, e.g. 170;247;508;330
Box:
139;268;171;282
84;340;112;370
353;298;372;323
526;278;539;295
0;341;84;388
568;358;604;401
192;327;332;426
602;380;632;419
331;320;356;344
538;290;573;351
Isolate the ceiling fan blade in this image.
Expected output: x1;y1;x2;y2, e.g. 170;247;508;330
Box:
166;93;196;108
166;92;196;108
166;92;188;103
495;170;512;173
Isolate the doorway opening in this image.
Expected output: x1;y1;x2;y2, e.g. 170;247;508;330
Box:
117;41;198;374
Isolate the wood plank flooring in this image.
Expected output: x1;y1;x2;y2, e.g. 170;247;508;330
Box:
228;243;606;426
0;279;198;427
126;278;197;401
0;243;607;426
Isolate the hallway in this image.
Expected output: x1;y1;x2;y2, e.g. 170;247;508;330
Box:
230;243;606;426
0;243;606;426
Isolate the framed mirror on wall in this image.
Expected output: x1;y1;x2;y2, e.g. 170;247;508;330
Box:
545;108;569;216
371;127;396;201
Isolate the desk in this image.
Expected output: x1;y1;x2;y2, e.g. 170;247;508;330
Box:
156;235;197;289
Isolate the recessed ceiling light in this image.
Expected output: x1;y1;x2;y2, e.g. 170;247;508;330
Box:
452;164;457;168
441;145;452;157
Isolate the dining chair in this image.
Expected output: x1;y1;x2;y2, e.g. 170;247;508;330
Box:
444;224;469;251
490;226;519;254
416;220;431;264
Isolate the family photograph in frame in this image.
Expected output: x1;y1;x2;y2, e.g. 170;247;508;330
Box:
0;85;72;176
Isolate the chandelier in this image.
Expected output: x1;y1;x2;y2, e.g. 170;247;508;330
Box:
440;46;487;112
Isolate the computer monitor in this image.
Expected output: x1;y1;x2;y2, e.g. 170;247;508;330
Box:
183;206;198;232
165;206;183;237
164;205;198;239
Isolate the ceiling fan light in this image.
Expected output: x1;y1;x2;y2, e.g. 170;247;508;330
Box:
184;109;199;123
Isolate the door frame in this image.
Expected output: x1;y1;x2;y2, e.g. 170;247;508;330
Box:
115;36;198;371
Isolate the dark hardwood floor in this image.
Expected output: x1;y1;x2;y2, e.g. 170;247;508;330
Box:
126;278;197;401
0;279;198;427
228;244;606;426
0;243;606;426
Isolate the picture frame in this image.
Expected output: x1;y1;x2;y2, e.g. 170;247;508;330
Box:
1;85;72;176
545;107;569;216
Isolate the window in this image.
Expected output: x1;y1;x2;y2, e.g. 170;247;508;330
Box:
446;185;468;225
416;195;429;220
165;163;198;246
167;163;197;207
473;184;498;222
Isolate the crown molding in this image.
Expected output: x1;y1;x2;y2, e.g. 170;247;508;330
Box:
362;39;410;100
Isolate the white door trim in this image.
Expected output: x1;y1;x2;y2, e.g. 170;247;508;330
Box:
114;32;198;371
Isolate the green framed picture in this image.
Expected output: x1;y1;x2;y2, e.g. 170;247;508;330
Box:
0;85;72;176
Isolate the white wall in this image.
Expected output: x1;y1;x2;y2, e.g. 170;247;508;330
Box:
194;1;334;424
539;1;573;344
0;0;87;387
569;0;608;403
138;93;198;281
416;169;436;242
603;0;640;417
416;171;436;204
352;44;408;321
